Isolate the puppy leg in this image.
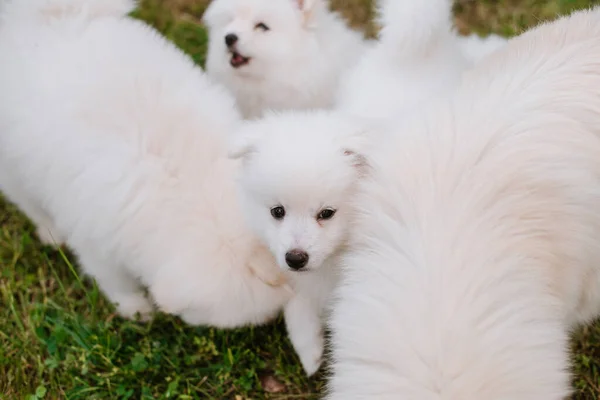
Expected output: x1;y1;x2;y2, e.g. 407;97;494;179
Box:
80;252;154;320
284;295;324;376
35;221;64;247
11;193;64;246
150;266;197;319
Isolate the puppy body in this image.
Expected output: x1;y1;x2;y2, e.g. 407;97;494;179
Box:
231;110;372;376
328;8;600;399
204;0;368;119
0;0;294;329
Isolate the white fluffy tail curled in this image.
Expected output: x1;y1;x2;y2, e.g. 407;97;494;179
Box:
375;0;454;57
0;0;136;23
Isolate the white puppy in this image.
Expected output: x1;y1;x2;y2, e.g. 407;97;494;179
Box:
328;7;600;399
0;0;292;326
336;0;509;121
0;0;344;376
203;0;368;119
230;110;372;374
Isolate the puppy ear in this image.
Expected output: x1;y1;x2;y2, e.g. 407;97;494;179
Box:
228;129;261;160
294;0;318;11
201;0;218;26
340;131;370;175
293;0;321;24
343;148;368;170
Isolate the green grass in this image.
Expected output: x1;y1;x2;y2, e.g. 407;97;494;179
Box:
2;0;600;398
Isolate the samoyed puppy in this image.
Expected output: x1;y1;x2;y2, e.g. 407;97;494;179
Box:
229;110;375;373
327;7;600;399
335;0;473;120
0;0;340;376
0;0;291;325
203;0;369;119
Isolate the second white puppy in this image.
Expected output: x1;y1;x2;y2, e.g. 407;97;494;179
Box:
204;0;368;119
230;110;373;373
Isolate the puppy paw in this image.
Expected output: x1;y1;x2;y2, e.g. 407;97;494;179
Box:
36;225;63;247
150;280;188;316
297;335;324;376
284;295;326;377
114;294;154;322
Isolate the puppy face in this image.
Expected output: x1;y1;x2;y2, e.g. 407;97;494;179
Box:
230;111;369;272
204;0;322;78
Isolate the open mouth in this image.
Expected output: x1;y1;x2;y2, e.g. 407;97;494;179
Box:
230;51;250;68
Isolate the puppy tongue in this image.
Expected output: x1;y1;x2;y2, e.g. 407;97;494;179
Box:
233;54;244;63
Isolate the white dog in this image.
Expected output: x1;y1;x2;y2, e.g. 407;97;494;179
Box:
229;110;373;374
327;7;600;399
203;0;369;119
0;0;290;325
336;0;476;120
0;0;344;376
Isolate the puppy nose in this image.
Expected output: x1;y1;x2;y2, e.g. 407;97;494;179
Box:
285;249;309;270
225;33;238;47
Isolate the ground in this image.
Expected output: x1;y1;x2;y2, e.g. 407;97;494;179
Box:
1;0;600;399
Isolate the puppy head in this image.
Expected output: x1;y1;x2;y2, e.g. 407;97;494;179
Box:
204;0;325;77
230;110;370;272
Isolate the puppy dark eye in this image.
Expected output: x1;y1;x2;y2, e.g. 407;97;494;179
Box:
271;206;285;220
317;208;336;221
255;22;270;31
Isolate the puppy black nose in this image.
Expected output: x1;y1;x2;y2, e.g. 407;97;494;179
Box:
225;33;238;47
285;250;309;270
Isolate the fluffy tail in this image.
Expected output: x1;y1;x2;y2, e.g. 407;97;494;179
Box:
0;0;136;23
457;34;508;63
375;0;454;57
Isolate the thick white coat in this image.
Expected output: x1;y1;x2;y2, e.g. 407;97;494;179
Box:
328;8;600;399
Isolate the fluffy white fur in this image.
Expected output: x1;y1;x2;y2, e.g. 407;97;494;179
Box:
458;32;508;64
336;0;505;120
0;0;336;375
203;0;369;119
328;7;600;399
230;111;374;374
0;0;283;324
